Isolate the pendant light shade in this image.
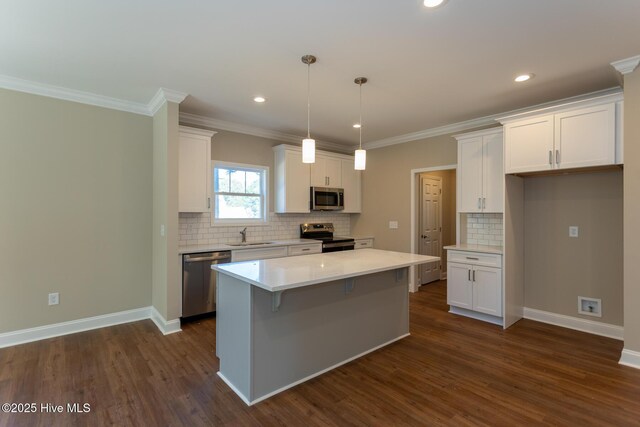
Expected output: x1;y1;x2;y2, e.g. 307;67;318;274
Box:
354;77;368;170
301;55;317;164
354;148;366;170
302;138;315;163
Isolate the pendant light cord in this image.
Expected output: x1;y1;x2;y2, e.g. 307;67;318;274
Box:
307;63;311;139
358;82;363;149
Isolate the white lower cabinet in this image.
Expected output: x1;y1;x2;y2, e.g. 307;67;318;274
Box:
447;250;502;319
354;238;373;249
231;246;288;262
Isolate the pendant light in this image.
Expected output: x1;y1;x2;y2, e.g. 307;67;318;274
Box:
354;77;368;170
301;55;317;163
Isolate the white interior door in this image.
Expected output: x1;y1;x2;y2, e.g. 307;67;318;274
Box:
419;175;442;284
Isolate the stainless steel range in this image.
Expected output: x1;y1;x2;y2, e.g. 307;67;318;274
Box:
300;223;355;252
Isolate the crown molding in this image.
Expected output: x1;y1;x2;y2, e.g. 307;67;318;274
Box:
365;87;623;150
179;112;352;153
611;55;640;75
0;74;151;115
148;88;188;116
363;115;498;150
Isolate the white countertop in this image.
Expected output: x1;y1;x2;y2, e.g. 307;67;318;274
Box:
212;248;439;292
178;239;321;255
443;244;503;255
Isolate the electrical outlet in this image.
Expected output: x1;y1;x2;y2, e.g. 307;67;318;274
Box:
569;226;579;237
48;292;59;306
389;221;399;229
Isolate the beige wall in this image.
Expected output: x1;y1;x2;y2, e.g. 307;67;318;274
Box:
523;171;623;325
351;131;473;252
152;102;181;321
624;69;640;350
0;88;153;333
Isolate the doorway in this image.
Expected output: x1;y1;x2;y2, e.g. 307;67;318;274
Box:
410;167;457;290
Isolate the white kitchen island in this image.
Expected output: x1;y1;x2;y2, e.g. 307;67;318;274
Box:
212;248;438;405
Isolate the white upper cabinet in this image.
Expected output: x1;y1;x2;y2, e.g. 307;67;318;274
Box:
273;145;360;214
503;115;554;173
178;126;216;213
554;104;616;170
456;128;504;213
341;158;361;213
501;92;622;174
311;156;342;187
274;147;310;213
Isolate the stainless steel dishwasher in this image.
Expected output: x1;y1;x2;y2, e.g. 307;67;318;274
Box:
182;251;231;318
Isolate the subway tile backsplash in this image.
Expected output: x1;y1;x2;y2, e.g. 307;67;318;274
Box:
179;212;351;246
465;213;503;247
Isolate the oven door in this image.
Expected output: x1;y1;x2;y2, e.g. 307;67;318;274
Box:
311;187;344;211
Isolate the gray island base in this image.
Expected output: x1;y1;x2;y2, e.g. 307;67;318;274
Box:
213;249;437;405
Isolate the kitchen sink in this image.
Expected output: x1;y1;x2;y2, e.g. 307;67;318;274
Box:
227;242;275;247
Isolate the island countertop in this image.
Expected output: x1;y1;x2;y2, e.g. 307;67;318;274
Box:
211;248;439;292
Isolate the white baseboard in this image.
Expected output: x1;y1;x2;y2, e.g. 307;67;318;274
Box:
150;307;182;335
523;307;623;340
619;349;640;369
0;307;151;349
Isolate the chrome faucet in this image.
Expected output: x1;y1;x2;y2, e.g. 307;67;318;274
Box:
240;227;247;243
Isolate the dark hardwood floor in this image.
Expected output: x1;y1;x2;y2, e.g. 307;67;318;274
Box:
1;280;639;426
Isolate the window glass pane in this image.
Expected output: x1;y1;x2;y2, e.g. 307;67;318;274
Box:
245;171;261;194
216;195;262;219
229;170;246;193
215;168;230;193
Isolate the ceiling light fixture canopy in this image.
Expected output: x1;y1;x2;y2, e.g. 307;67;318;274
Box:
253;96;266;103
354;77;368;171
301;54;317;164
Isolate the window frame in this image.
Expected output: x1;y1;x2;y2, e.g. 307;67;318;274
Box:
210;161;269;226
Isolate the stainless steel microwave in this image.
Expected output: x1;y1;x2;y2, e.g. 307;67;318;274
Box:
310;187;344;211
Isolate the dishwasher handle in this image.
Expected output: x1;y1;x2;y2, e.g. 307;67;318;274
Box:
184;254;231;263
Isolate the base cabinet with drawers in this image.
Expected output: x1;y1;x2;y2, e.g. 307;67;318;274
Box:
447;250;503;321
354;238;374;249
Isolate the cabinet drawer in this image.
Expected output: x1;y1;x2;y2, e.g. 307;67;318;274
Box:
231;246;288;262
288;243;322;256
448;250;502;268
354;238;373;249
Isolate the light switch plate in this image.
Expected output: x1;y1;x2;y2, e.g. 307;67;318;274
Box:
569;226;579;238
160;224;165;237
48;292;59;306
389;221;399;229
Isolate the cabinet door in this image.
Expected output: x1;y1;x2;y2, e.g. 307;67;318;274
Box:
447;262;473;309
283;151;311;212
310;156;342;187
341;158;361;213
325;157;342;187
458;137;483;212
554;103;616;170
179;132;211;213
504;115;554;174
482;133;504;213
310;157;327;187
472;266;502;317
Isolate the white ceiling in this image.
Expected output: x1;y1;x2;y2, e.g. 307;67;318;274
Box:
2;0;639;147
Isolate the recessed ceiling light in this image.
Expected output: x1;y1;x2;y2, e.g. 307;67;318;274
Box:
353;123;361;129
253;96;266;103
423;0;446;8
514;74;534;83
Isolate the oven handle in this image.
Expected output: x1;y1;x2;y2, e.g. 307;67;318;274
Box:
323;241;356;249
